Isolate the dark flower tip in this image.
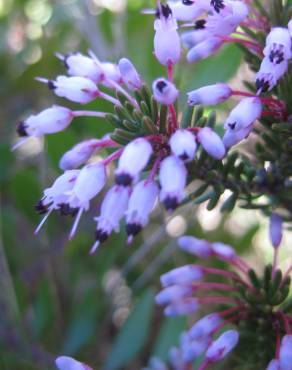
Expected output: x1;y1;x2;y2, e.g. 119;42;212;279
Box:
163;196;179;211
126;223;142;237
115;173;132;187
17;121;28;137
95;229;109;243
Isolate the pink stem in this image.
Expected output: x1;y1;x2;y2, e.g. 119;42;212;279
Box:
106;79;139;109
219;306;244;318
198;296;241;306
147;156;161;182
203;266;242;281
146;134;166;144
99;91;121;106
192;282;238;292
275;326;281;359
167;62;173;82
92;139;120;149
169;104;178;133
232;90;254;98
279;311;292;335
212;313;245;334
73;111;107;118
198;360;211;370
103;148;123;166
220;36;263;54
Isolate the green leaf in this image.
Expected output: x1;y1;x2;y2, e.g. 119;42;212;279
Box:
104;289;155;370
152;316;186;361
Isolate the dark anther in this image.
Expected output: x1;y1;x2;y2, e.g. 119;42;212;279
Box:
269;50;284;64
58;203;78;216
156;4;172;19
156;80;167;93
126;223;142;237
211;0;225;13
35;200;49;215
95;229;109;243
179;152;190;161
182;0;194;5
194;19;206;30
17;121;28;137
115;173;133;186
228;122;237;130
48;80;56;90
163;196;178;211
256;78;270;93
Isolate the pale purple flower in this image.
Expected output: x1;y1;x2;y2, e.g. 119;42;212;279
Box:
180;332;210;361
212;242;236;259
181;29;211;49
155;285;193;305
152;78;179;105
154;4;181;65
159;156;187;210
115;138;153;186
167;0;206;21
91;185;130;253
197;127;226;160
223;125;253;148
169;129;197;162
61;52;103;84
59;139;101;170
187;37;222;62
187;83;232;106
43;76;99;104
224;97;262;131
266;359;281;370
55;356;92;370
269;213;283;249
160;265;204;287
288;19;292;37
264;27;292;64
178;236;213;257
189;313;222;340
280;335;292;370
206;329;239;362
101;62;122;85
125;180;159;241
118;58;142;90
17;106;73;138
164;297;199;316
256;57;288;92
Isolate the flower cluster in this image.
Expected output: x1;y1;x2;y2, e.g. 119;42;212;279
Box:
15;0;291;251
154;230;292;369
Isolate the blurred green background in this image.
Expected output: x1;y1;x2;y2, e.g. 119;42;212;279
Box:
0;1;277;369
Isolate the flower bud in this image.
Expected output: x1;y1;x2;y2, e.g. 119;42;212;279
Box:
70;162;106;210
187;37;222;62
48;76;99;104
266;359;281;370
56;356;92;370
101;62;122;85
178;236;213;257
63;53;103;83
154;4;181;65
223;125;253;148
224;97;262;131
156;285;193;305
256;57;288;92
159;156;187;210
118;58;142;90
169;129;197;162
125;180;158;240
59;139;100;170
17;106;73;137
167;1;206;21
181;335;210;362
148;357;168;370
269;213;283;249
115;138;153;186
152;78;179;105
280;335;292;370
206;330;239;362
164;298;199;316
264;27;292;64
181;30;211;49
197;127;226;160
160;265;204;287
189;313;222;340
187;83;232;106
92;186;130;253
212;242;236;259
